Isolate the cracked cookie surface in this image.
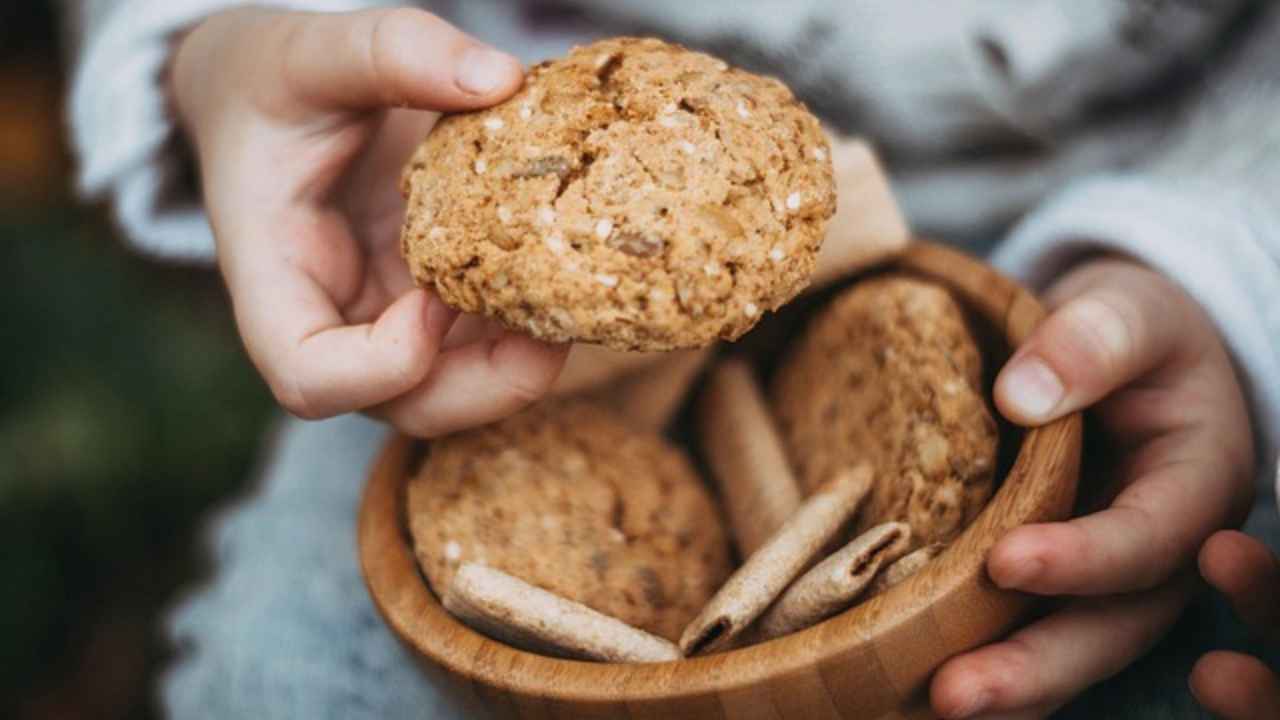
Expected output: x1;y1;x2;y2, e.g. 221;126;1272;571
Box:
400;37;836;351
771;276;999;547
407;401;731;642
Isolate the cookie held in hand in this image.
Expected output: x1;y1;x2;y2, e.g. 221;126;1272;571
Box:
407;401;732;642
400;37;836;351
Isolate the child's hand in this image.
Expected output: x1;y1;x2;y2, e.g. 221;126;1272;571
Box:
170;8;567;436
931;258;1257;718
1190;528;1280;719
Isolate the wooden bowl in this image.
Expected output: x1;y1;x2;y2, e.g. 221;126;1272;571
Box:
358;242;1083;719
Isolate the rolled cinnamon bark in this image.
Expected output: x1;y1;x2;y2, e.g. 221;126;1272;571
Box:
679;465;874;656
755;522;912;640
698;358;804;556
444;563;681;664
865;542;945;599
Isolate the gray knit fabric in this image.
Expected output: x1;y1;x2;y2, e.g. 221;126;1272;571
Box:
59;1;1280;717
161;415;452;719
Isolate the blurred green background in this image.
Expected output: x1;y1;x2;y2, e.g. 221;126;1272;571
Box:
1;5;275;718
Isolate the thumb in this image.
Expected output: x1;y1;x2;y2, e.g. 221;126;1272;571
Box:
280;8;523;113
995;263;1184;426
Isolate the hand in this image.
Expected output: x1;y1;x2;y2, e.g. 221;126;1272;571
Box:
1190;528;1280;719
169;8;567;436
930;258;1256;718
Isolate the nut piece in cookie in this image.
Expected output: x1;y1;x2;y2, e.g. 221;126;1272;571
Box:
407;401;731;643
400;37;837;351
772;276;999;546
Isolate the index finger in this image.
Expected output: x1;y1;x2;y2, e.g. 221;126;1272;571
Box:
225;210;457;419
988;434;1242;595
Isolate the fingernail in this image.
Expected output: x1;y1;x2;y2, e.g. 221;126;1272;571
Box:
456;46;518;95
1001;357;1064;420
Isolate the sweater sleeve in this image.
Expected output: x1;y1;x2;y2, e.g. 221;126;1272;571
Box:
992;10;1280;493
65;0;390;263
558;0;1250;155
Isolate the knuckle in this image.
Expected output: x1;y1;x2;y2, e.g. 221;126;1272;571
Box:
497;353;559;408
367;8;446;105
1057;294;1136;377
271;378;320;420
366;10;405;103
267;352;325;420
1111;500;1178;589
981;639;1041;707
274;15;310;92
387;334;433;389
502;367;556;407
1047;524;1096;582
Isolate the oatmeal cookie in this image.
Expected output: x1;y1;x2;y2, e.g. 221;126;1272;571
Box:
771;276;999;546
401;37;836;351
407;401;732;642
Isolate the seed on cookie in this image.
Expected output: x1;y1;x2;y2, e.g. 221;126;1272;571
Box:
516;156;571;179
444;540;462;562
611;230;664;258
544;234;567;254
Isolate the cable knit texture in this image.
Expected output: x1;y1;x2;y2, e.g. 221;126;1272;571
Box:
62;1;1280;718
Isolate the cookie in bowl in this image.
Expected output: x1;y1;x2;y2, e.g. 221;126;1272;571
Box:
406;400;732;643
771;275;1000;546
400;37;836;351
359;242;1084;719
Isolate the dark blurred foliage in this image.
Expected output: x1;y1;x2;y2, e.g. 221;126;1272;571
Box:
1;4;274;718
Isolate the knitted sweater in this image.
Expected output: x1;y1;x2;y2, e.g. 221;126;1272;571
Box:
62;1;1280;717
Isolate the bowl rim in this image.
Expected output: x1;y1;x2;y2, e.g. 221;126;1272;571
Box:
357;241;1083;705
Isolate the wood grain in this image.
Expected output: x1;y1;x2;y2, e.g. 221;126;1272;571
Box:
358;241;1082;719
